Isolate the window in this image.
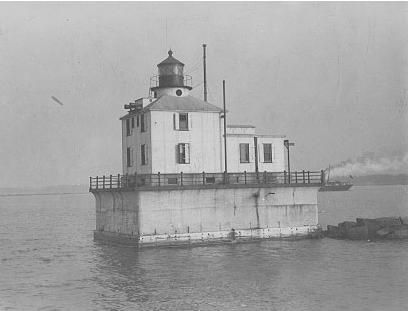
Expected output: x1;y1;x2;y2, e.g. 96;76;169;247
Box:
126;119;131;136
167;177;178;185
126;147;133;167
141;114;145;132
263;144;273;163
131;117;135;129
179;113;188;131
141;144;148;165
177;143;190;164
239;143;250;163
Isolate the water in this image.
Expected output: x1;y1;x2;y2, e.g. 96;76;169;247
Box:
0;185;407;310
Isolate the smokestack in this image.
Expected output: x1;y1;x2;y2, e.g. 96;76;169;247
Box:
203;44;207;102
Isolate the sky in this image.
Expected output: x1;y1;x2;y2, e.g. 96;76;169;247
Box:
0;2;407;188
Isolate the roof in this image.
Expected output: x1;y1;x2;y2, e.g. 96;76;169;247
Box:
158;50;184;66
227;125;255;128
143;95;223;113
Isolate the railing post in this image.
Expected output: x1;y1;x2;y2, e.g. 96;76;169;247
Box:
202;171;205;185
302;170;305;184
109;175;112;189
103;176;105;189
158;172;161;187
321;170;325;184
284;171;287;184
96;176;99;189
117;174;120;188
244;171;247;184
295;171;298;184
125;173;128;188
89;177;92;190
308;171;310;183
263;171;267;184
180;172;183;186
134;172;137;188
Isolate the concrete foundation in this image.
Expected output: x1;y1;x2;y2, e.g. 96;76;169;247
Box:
91;185;320;247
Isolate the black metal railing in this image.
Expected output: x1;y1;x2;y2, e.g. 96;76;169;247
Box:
150;75;193;89
89;170;324;191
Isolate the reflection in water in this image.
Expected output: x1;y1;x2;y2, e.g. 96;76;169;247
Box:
91;239;328;310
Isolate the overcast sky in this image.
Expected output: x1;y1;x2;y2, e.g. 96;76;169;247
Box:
0;2;407;188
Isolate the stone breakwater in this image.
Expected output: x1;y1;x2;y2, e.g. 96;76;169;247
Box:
324;217;408;240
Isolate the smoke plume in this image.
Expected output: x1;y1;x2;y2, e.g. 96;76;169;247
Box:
329;152;408;177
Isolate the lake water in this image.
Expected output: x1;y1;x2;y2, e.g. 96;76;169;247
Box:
0;185;407;311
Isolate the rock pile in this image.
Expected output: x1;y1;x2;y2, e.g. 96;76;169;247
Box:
325;217;408;240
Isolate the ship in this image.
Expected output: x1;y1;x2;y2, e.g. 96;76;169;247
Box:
319;166;353;192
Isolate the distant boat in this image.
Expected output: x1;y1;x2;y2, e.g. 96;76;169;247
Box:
319;165;353;192
319;181;353;192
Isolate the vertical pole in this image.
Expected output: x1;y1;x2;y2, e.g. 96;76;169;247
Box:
244;171;247;184
117;174;120;188
102;176;105;189
158;172;161;187
110;175;112;189
254;136;259;173
202;171;205;185
180;172;183;186
302;170;305;184
223;80;228;174
308;171;310;183
287;145;291;184
96;176;98;189
89;177;92;191
203;44;207;102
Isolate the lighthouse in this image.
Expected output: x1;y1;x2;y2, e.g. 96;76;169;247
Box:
120;50;286;177
90;49;324;247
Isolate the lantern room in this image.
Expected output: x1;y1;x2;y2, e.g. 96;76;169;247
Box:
150;50;192;98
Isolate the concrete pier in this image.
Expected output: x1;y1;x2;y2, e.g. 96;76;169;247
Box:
91;184;320;247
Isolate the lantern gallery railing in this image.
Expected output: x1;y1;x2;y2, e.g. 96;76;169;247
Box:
89;171;324;191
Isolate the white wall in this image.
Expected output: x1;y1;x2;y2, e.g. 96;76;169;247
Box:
223;131;285;173
122;111;152;175
150;110;223;173
121;110;285;175
257;136;286;172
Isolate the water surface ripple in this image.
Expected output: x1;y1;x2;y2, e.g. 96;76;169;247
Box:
0;186;407;310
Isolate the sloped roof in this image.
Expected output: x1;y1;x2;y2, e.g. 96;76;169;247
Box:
144;95;223;112
158;50;184;66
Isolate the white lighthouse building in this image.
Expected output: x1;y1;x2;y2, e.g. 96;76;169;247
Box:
120;50;285;177
90;49;323;247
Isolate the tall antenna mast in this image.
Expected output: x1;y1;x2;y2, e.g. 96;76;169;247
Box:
223;80;227;173
203;44;208;102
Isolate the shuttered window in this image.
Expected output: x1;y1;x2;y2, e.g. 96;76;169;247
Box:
141;144;148;165
126;147;133;167
174;113;190;131
177;143;190;164
126;119;131;136
263;144;272;163
179;113;188;130
141;114;145;132
239;143;250;163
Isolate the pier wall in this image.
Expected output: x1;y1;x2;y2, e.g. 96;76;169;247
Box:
92;185;319;246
